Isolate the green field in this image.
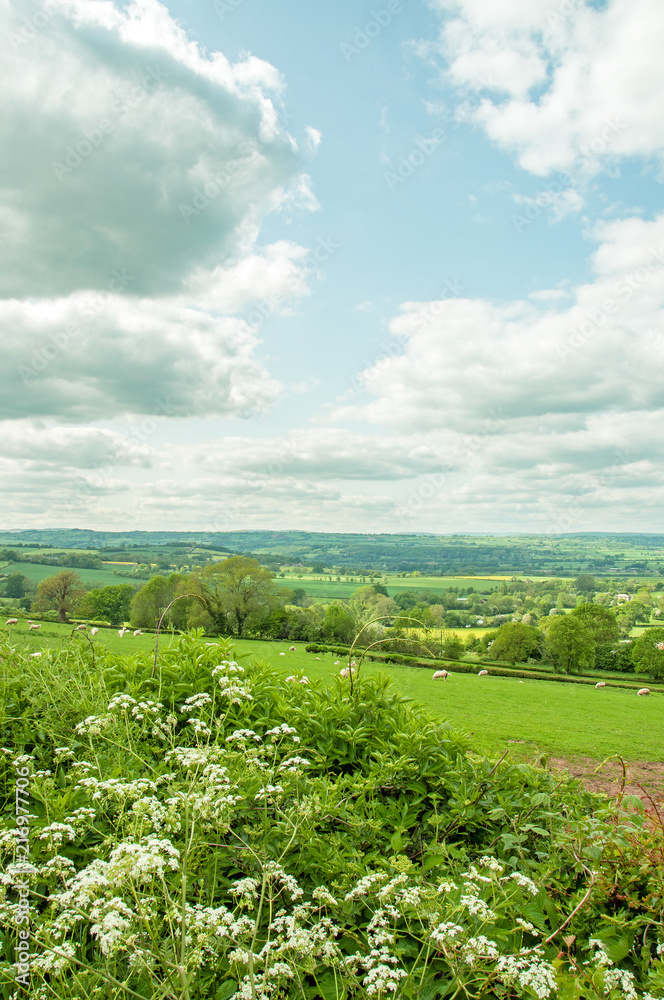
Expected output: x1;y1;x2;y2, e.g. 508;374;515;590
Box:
280;573;505;599
0;561;136;588
5;623;662;764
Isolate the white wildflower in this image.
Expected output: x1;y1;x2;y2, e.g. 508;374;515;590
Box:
39;822;76;845
504;872;539;896
430;922;464;948
460;895;497;921
497;952;558;999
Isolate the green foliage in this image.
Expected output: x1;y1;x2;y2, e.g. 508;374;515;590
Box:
488;622;541;664
2;631;664;999
544;615;595;674
32;569;86;623
439;629;465;660
78;583;136;626
570;603;620;644
631;626;664;680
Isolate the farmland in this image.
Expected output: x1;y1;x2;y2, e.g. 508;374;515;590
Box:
4;623;662;764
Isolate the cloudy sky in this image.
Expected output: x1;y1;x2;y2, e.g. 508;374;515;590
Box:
3;0;664;534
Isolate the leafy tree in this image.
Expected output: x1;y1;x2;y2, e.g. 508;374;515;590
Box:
4;572;31;599
544;615;595;674
372;583;389;597
32;570;85;622
440;630;464;660
393;590;419;610
130;574;186;629
489;622;541;664
322;603;357;644
631;627;664;680
192;556;276;635
79;584;136;626
616;600;650;628
570;603;620;645
574;574;596;594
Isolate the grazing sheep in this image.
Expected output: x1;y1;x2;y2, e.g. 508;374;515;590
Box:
118;628;128;637
133;629;142;637
5;618;18;625
290;646;296;651
334;660;340;665
478;669;488;676
76;624;87;631
595;682;606;689
279;652;286;656
432;670;448;680
637;688;650;696
29;623;41;631
30;652;42;658
90;627;98;635
340;666;356;678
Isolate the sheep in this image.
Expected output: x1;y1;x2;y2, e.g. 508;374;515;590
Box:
5;618;18;625
76;624;87;631
279;652;286;656
432;670;448;680
133;629;142;637
637;688;650;696
90;627;98;635
340;666;356;678
118;628;128;637
478;669;489;676
290;645;296;651
595;681;606;689
30;652;42;658
29;623;41;631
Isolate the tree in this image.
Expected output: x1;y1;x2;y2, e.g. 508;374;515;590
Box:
193;556;276;635
130;574;186;629
489;622;541;664
544;615;595;674
322;603;357;645
32;570;85;622
616;600;650;628
631;627;664;680
440;630;464;660
4;572;30;599
574;574;596;594
79;584;136;626
570;603;620;645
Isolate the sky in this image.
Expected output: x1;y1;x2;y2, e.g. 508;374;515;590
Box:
2;0;664;535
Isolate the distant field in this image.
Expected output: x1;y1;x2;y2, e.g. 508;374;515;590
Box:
4;623;662;763
0;562;137;588
280;574;505;599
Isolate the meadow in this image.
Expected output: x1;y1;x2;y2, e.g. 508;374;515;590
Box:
278;574;506;599
0;561;130;589
4;623;662;764
2;626;664;999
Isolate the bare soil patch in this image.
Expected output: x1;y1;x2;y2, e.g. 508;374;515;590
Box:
548;756;664;806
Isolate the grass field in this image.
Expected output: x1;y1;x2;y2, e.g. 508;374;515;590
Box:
279;574;507;599
0;561;137;588
4;623;662;764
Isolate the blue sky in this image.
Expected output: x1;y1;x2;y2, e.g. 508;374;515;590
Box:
2;0;664;533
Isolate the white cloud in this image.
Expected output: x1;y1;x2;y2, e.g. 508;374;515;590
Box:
429;0;664;177
1;292;283;420
0;0;312;298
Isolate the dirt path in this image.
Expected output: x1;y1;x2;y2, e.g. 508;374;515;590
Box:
548;756;664;806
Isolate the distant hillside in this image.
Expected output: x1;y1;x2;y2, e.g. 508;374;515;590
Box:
1;529;664;576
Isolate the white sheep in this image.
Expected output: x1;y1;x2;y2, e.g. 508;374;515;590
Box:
90;627;98;635
595;681;606;689
285;675;298;683
76;624;87;631
478;669;489;676
340;666;356;678
30;652;42;658
290;645;296;651
279;652;286;656
637;688;650;696
432;670;448;680
133;629;142;637
5;618;18;625
118;628;128;637
29;623;41;631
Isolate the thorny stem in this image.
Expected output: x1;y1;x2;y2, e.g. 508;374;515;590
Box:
346;616;438;695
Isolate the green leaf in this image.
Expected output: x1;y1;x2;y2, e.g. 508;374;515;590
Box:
215;981;238;1000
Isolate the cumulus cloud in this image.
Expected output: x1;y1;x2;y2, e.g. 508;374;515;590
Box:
0;422;153;467
1;0;311;298
428;0;664;177
2;293;283;420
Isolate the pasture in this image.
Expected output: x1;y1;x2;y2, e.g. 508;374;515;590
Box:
0;561;133;588
4;622;662;765
279;573;505;599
